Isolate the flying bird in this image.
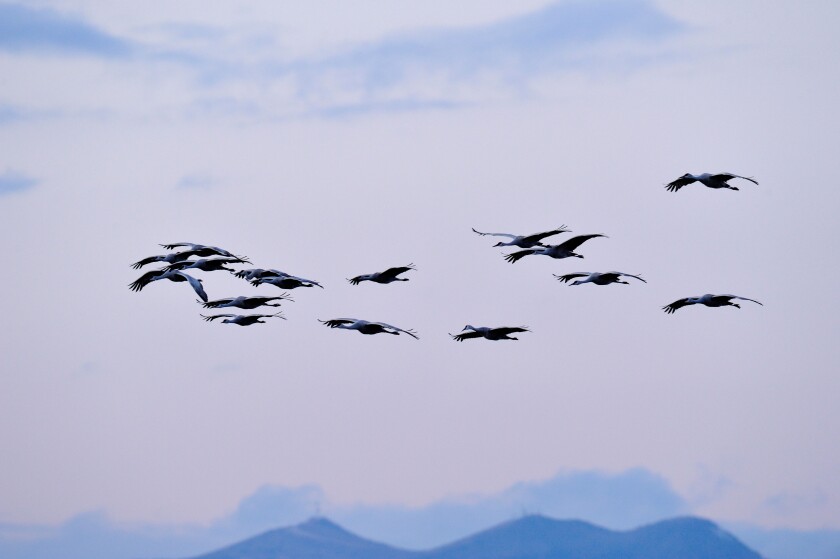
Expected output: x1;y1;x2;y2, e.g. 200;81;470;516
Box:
348;264;416;285
472;225;571;248
662;294;763;314
554;271;646;286
200;294;293;309
318;318;418;339
128;269;208;302
504;234;606;264
201;312;286;326
450;325;530;342
165;257;250;273
665;172;758;192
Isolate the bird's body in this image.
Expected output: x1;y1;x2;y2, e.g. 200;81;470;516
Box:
663;294;763;314
201;312;285;326
504;234;606;263
450;325;530;341
319;318;418;339
129;269;208;301
201;295;293;309
472;225;570;248
554;271;646;286
165;257;249;273
665;172;758;192
349;264;415;285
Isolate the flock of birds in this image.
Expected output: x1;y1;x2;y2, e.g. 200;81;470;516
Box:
129;172;763;341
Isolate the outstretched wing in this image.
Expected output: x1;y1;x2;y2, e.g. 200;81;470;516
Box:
202;297;234;308
711;173;758;185
164;260;195;271
610;272;647;283
380;264;416;278
718;295;763;306
504;249;537;264
492;326;529;336
283;274;324;288
128;269;164;291
520;225;570;244
472;228;517;239
233;268;264;279
181;272;208;302
374;322;419;339
554;272;590;283
201;314;236;322
256;312;286;320
557;234;606;252
665;176;696;192
319;318;358;328
131;255;162;269
450;331;484;342
160;242;196;250
662;298;692;314
347;275;364;285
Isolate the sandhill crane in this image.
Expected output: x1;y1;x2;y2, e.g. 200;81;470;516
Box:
165;257;249;273
663;294;763;314
200;294;293;309
665;172;758;192
450;325;530;341
472;225;570;248
554;272;646;286
128;269;208;302
318;318;418;339
504;234;606;264
348;264;415;285
201;312;285;326
251;274;323;289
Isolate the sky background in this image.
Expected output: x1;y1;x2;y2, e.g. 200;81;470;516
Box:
1;1;839;558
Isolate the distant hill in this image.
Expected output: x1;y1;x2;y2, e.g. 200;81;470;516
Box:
187;515;763;559
189;517;415;559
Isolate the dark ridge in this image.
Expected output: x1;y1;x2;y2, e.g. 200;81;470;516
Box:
187;514;763;559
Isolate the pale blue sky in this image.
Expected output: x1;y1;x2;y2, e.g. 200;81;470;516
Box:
1;1;839;558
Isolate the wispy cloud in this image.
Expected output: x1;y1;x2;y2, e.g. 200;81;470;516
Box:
280;0;683;111
0;1;685;119
310;0;680;79
0;170;37;196
0;3;131;57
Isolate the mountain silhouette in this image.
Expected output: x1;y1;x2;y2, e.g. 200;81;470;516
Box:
187;514;763;559
189;517;415;559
